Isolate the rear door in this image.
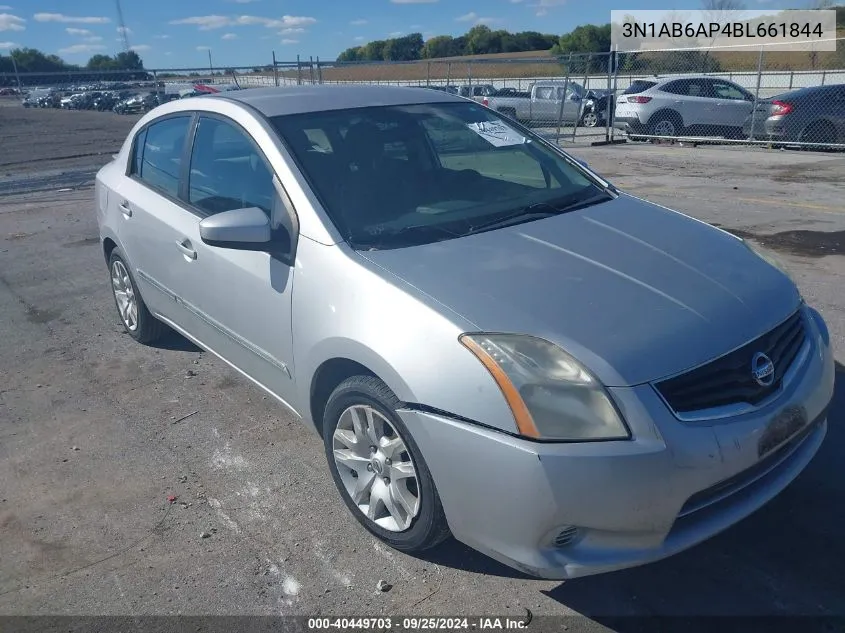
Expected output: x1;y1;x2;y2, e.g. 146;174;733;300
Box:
115;113;198;329
660;79;718;128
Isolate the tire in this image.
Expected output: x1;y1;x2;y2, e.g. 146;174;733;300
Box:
799;121;836;149
647;111;683;137
107;248;168;344
580;110;599;128
323;375;450;553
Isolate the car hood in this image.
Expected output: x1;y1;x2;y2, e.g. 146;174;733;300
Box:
359;194;801;387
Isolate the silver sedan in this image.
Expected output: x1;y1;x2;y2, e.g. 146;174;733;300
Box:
95;85;835;579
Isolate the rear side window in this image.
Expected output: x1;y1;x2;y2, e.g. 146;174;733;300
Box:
623;80;656;94
132;116;191;198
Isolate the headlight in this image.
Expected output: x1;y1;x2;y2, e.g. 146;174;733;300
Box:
459;333;630;441
743;239;794;281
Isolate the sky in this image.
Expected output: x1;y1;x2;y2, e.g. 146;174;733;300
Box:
0;0;798;69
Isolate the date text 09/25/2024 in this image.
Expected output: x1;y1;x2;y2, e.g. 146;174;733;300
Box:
307;618;530;630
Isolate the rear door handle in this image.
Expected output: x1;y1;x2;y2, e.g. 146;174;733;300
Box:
176;239;197;260
119;201;132;218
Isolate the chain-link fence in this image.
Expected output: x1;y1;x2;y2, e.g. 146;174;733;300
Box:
4;43;844;149
612;39;845;149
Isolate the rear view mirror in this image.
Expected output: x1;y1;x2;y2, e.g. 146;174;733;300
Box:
199;206;272;249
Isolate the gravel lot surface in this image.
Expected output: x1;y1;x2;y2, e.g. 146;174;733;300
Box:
1;100;843;628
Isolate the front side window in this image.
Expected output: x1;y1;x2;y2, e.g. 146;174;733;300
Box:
188;116;275;216
711;81;748;101
272;101;606;250
133;115;191;197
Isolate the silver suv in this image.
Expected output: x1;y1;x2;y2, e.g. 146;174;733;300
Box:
614;76;756;138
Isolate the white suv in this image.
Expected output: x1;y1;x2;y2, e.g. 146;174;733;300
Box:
614;76;756;138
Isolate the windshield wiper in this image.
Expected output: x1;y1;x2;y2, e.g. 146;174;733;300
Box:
467;192;612;235
357;223;461;250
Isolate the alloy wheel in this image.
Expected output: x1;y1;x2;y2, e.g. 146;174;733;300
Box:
111;260;138;331
332;404;421;532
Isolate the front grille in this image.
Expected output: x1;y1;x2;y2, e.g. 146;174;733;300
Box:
656;310;806;415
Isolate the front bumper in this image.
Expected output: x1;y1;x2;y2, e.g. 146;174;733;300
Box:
399;306;834;579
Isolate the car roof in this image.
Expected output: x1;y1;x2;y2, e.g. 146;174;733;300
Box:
211;84;466;117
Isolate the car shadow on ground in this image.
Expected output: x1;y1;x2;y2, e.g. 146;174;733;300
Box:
422;365;845;619
146;327;202;353
543;362;845;626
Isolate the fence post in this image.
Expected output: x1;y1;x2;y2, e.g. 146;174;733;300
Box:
788;70;793;90
426;62;430;87
309;57;315;84
316;56;323;84
152;70;159;100
272;51;280;87
748;47;764;143
556;59;572;142
821;70;827;85
296;55;302;85
445;62;451;87
606;48;616;143
572;54;591;142
467;61;472;90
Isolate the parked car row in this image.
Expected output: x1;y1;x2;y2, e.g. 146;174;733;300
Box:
613;76;845;146
423;83;613;129
21;89;192;115
422;76;844;146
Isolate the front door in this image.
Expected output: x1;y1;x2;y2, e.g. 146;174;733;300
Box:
176;114;298;406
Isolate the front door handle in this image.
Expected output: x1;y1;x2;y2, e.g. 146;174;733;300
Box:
119;201;132;218
176;239;197;260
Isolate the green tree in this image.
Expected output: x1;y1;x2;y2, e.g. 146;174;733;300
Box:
383;33;424;61
422;35;456;59
361;40;387;61
551;24;612;55
337;47;362;62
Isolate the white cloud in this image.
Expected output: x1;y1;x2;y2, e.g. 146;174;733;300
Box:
170;14;316;30
0;6;13;10
153;34;170;40
171;15;231;30
58;43;106;54
130;44;151;52
350;19;367;26
536;8;548;15
354;36;364;41
196;45;211;51
117;26;132;35
84;36;103;42
222;32;238;40
388;31;404;37
456;12;499;25
279;27;304;34
65;27;91;36
0;40;18;49
0;12;25;31
35;13;110;24
281;38;298;44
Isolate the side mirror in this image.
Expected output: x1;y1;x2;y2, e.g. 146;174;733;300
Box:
199;206;273;250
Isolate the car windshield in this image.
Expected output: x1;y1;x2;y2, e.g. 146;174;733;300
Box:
271;101;606;250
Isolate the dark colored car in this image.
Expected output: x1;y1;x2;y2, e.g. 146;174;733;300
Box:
743;84;845;146
579;89;614;128
114;92;161;115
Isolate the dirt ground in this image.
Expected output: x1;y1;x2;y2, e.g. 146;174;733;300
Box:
1;101;844;627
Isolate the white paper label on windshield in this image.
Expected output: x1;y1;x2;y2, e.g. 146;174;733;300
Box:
467;121;528;147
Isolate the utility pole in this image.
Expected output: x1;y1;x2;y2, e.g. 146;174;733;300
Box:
208;49;214;74
9;52;23;92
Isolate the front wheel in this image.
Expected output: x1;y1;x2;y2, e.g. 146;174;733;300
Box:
323;375;450;552
580;110;599;128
